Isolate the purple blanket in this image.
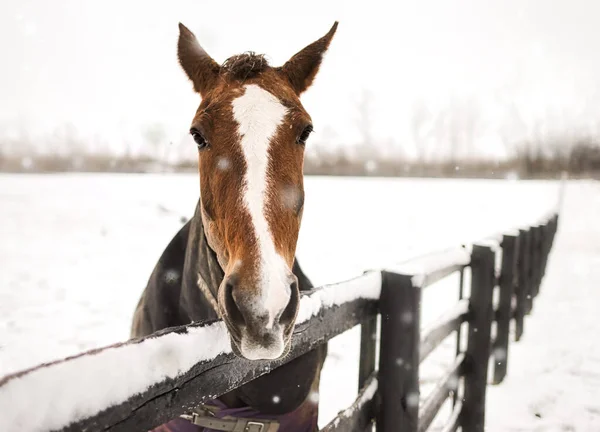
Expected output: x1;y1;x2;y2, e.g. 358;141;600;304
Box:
150;398;318;432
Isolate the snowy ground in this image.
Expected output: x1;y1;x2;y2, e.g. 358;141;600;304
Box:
1;174;596;430
484;181;600;432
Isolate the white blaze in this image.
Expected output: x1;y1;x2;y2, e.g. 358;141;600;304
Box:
231;84;291;332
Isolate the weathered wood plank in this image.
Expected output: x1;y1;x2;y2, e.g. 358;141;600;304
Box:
492;233;519;384
440;400;463;432
420;300;468;364
515;229;531;340
378;272;420;432
358;316;378;391
385;247;470;289
418;353;465;432
461;244;495;432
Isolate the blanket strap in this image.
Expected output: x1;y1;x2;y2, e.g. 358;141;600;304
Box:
180;405;279;432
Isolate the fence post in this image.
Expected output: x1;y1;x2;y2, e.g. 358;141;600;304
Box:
492;234;519;384
377;271;420;432
515;229;531;341
524;227;534;316
453;267;466;407
541;214;559;282
539;222;548;281
539;214;558;284
461;244;495;432
530;225;542;300
359;315;377;391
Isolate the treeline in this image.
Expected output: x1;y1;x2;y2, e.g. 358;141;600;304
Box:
2;115;600;178
0;154;162;173
1;138;599;178
303;139;600;179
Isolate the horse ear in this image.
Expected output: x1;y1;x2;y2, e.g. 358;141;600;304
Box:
177;23;220;96
279;22;338;95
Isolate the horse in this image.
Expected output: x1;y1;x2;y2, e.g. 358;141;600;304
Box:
131;21;338;431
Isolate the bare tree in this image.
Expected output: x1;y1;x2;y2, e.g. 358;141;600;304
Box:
460;97;482;159
355;89;374;148
430;100;461;166
411;100;432;163
142;123;167;161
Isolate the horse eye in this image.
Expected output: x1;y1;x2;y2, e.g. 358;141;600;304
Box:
190;129;209;150
297;125;313;145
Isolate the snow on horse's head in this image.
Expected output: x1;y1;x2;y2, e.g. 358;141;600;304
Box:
177;22;337;360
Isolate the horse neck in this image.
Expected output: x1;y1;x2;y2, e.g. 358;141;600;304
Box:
179;200;222;323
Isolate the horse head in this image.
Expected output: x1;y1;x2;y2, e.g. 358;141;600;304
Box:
178;22;337;360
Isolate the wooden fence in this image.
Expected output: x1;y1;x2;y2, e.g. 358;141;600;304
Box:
0;214;559;432
378;213;559;432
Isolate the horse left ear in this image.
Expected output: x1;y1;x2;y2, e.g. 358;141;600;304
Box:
178;23;220;97
278;22;338;95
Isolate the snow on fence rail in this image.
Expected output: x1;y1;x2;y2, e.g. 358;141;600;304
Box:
0;214;559;432
0;272;382;432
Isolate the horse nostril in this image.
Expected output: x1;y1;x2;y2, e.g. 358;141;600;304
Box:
279;280;299;326
223;280;246;327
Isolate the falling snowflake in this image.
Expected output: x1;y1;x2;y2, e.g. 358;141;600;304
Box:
164;269;180;284
272;395;281;404
401;311;413;324
217;157;231;171
406;391;419;408
280;185;301;211
446;375;459;392
24;22;37;36
493;347;507;361
21;157;33;170
365;160;377;173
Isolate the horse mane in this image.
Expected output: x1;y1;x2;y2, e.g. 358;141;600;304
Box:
221;52;269;80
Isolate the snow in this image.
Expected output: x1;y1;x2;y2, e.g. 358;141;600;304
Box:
384;247;470;288
484;180;600;431
387;248;471;276
296;271;381;324
2;174;596;430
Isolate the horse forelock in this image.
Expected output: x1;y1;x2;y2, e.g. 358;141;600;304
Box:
222;52;270;80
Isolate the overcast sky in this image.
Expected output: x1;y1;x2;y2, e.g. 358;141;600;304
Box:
1;0;600;158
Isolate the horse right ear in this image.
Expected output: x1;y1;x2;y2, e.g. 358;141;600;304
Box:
279;22;338;95
177;23;220;96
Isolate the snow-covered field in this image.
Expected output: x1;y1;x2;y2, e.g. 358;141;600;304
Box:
0;174;597;430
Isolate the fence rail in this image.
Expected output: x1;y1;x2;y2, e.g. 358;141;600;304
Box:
0;214;559;432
